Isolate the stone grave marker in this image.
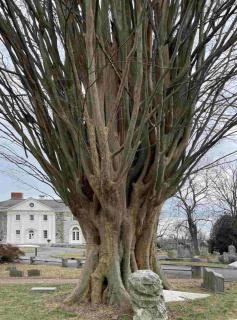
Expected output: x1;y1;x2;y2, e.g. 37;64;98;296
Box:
177;244;192;258
30;256;35;264
9;269;23;277
62;258;68;267
228;245;236;255
31;287;57;293
28;269;41;277
128;270;168;320
202;268;224;293
191;266;202;279
76;259;83;268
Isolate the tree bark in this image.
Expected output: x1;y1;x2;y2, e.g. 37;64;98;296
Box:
64;201;169;310
187;215;200;255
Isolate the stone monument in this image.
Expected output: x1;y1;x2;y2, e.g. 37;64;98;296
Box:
128;270;168;320
177;244;192;258
202;268;224;293
219;245;237;264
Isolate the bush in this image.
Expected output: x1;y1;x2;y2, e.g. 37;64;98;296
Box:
209;215;237;254
0;244;24;263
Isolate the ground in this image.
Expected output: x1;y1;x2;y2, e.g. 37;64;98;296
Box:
0;263;237;320
168;281;237;320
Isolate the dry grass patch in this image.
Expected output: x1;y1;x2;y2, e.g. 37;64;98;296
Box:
0;263;82;279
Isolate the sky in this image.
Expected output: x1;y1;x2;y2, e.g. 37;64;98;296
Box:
0;137;237;202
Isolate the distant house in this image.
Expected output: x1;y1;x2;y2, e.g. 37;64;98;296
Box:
0;192;85;245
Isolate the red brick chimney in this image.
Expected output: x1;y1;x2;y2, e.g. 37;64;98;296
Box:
11;192;23;200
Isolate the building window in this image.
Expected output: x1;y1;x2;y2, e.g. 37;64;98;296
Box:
72;227;80;241
43;230;48;239
43;215;48;221
16;215;20;221
30;215;34;221
16;230;20;235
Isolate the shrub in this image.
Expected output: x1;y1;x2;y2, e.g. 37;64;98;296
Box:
209;215;237;254
0;244;24;263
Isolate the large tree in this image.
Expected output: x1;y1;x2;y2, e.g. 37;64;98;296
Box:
1;0;237;310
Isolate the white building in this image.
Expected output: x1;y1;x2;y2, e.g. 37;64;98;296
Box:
0;192;86;245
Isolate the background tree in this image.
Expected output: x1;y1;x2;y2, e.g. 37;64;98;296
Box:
209;215;237;254
175;173;209;255
210;164;237;217
1;0;237;310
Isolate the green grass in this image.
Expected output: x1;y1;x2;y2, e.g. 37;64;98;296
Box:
0;284;77;320
168;283;237;320
1;283;237;320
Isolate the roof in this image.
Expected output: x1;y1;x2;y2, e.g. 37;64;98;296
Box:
0;198;69;212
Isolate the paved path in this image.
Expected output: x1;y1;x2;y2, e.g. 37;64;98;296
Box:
162;264;237;281
21;246;237;282
163;290;210;302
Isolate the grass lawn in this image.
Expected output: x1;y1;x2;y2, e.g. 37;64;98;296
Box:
0;281;237;320
0;283;120;320
0;263;236;320
168;282;237;320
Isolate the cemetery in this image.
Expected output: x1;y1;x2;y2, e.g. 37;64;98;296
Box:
1;1;237;319
0;243;237;319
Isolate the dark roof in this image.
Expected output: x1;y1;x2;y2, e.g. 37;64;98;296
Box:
0;198;68;211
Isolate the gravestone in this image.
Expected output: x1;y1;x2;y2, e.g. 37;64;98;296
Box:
31;287;56;293
177;244;192;258
30;256;35;264
219;246;237;264
192;256;202;262
28;269;41;277
128;270;168;320
76;259;83;268
62;258;68;267
228;245;236;255
9;269;23;277
191;266;202;279
202;268;224;293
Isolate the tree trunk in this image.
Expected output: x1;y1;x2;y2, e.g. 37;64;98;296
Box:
64;201;169;310
187;215;200;255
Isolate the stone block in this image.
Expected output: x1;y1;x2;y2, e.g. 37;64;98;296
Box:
28;269;41;277
31;287;56;293
191;266;202;279
9;269;23;277
177;244;192;258
128;270;168;320
202;268;224;293
62;258;68;267
228;245;236;255
30;256;35;264
192;256;202;262
76;259;83;268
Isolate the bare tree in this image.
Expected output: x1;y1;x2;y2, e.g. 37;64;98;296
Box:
0;0;237;309
210;163;237;217
175;173;209;255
